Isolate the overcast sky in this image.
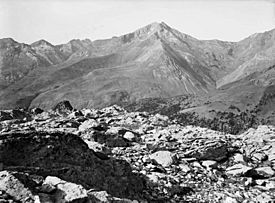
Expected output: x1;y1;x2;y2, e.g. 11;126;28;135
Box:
0;0;275;45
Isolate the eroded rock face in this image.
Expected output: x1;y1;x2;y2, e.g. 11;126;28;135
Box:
0;130;143;199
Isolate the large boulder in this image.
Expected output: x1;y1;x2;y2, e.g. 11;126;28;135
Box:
186;141;228;161
42;176;88;202
150;151;175;167
0;131;143;199
53;100;73;115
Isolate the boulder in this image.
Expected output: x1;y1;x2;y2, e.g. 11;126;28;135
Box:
53;100;73;114
184;139;229;161
201;160;218;169
0;131;143;199
0;171;35;202
67;111;83;119
123;132;136;142
254;166;275;178
78;119;102;132
179;164;191;173
232;153;245;163
226;164;252;176
150;151;175;167
43;176;88;202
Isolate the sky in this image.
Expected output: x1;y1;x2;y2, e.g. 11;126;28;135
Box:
0;0;275;45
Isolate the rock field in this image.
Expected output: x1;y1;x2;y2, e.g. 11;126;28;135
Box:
0;102;275;202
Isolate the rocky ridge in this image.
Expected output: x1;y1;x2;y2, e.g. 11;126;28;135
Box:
0;102;275;202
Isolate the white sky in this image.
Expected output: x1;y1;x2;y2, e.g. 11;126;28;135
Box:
0;0;275;45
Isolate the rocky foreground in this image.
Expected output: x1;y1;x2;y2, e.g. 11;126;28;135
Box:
0;102;275;202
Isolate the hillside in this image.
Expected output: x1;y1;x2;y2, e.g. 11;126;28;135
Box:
0;22;274;130
1;105;275;202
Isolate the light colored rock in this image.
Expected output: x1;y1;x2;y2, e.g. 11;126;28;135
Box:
251;152;267;163
226;164;252;176
179;164;191;173
43;176;88;202
123;131;135;141
147;173;160;184
268;153;275;162
150;151;175;167
201;160;218;169
232;153;245;163
255;193;274;203
255;166;275;178
67;111;83;119
193;161;203;169
224;196;238;203
0;171;35;202
265;180;275;189
78;119;99;132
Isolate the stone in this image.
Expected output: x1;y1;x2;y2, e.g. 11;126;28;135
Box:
232;153;245;163
255;193;274;203
52;100;73;114
78;119;99;132
146;173;160;184
0;111;13;121
67;111;83;119
269;153;275;162
43;176;88;202
226;164;252;176
265;180;275;189
0;131;143;198
224;196;238;203
179;164;191;173
255;166;275;178
0;171;35;202
150;151;175;167
251;152;267;163
123;132;136;141
187;142;228;161
31;108;44;115
201;160;218;169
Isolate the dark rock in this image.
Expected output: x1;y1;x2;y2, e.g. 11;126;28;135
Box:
53;100;73;115
0;131;143;199
0;111;13;121
187;142;228;161
31;108;44;115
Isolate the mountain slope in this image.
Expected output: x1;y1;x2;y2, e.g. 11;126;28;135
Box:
0;22;275;115
0;22;219;109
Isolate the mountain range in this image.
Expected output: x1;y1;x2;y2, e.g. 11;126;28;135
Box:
0;22;274;132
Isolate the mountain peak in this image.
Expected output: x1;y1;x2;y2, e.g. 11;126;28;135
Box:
31;39;54;47
136;21;168;34
0;38;19;49
118;22;169;43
